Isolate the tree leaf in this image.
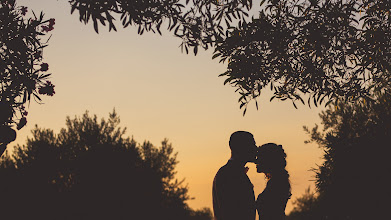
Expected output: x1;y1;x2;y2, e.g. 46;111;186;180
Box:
93;18;99;33
243;108;247;116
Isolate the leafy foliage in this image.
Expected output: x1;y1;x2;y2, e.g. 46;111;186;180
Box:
0;0;55;154
299;91;391;219
0;110;212;220
287;187;319;220
216;0;390;112
68;0;391;113
68;0;251;55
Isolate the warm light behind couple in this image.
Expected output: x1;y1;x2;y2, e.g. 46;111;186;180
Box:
213;131;291;220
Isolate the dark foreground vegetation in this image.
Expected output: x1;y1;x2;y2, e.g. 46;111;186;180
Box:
287;92;391;220
0;110;212;220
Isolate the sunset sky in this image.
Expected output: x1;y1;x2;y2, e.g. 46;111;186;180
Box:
11;0;326;214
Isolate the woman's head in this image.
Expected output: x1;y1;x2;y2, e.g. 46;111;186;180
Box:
256;143;287;175
256;143;291;197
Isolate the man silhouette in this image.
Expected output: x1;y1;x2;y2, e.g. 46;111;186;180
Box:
212;131;258;220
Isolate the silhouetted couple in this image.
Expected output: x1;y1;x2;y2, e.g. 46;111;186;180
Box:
213;131;291;220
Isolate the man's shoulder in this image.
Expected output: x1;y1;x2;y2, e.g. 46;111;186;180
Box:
215;162;241;180
214;164;228;180
215;162;231;174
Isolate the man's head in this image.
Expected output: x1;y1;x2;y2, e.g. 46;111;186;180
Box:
229;131;257;162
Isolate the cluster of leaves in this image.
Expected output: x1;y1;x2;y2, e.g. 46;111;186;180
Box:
0;110;212;220
0;0;55;141
300;91;391;219
68;0;391;114
216;0;391;113
68;0;252;55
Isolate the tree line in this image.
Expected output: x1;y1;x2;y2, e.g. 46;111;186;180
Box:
288;91;391;219
0;110;212;220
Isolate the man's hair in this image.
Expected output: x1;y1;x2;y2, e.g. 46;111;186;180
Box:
229;131;254;152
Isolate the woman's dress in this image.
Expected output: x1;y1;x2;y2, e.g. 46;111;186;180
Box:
256;178;291;220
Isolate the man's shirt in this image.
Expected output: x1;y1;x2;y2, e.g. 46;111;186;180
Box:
212;160;255;220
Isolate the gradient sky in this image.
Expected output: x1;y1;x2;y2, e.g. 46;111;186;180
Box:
11;0;326;214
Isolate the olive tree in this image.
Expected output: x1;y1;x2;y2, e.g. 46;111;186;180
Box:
67;0;390;113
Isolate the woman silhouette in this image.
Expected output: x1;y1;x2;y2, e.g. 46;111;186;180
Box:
256;143;291;220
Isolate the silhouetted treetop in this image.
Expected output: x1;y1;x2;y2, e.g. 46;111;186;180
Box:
287;187;319;220
0;110;212;220
67;0;391;112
